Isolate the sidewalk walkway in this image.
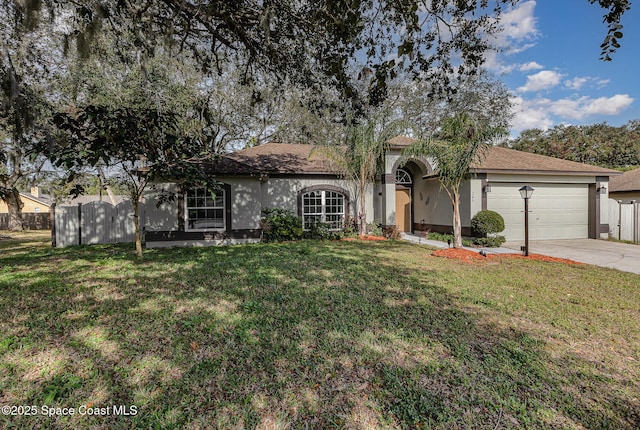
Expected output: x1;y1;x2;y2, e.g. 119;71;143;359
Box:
401;233;517;255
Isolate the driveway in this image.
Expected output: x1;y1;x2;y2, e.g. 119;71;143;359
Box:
503;239;640;275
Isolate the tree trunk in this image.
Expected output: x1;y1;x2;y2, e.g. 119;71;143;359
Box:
359;178;367;237
5;188;24;231
133;198;143;260
452;190;463;248
97;166;118;205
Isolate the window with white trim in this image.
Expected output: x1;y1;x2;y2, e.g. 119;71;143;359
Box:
185;188;225;231
302;190;345;230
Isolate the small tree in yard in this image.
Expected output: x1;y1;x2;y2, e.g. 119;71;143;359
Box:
315;115;402;236
52;105;217;259
404;112;507;248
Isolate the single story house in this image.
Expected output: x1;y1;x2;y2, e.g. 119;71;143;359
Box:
142;137;619;247
0;187;52;214
609;167;640;203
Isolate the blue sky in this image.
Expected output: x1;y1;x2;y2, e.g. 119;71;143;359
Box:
487;1;639;135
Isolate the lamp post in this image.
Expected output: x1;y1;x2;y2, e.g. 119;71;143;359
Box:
519;185;534;256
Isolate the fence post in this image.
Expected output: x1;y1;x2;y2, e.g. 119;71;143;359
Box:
77;203;82;245
618;200;622;240
633;200;639;244
50;203;56;248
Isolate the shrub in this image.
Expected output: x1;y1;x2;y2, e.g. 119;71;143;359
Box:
473;235;506;247
260;208;303;243
303;222;342;240
427;232;474;247
367;223;383;237
383;225;402;240
471;210;505;236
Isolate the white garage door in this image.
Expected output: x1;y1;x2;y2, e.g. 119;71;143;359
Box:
487;183;589;241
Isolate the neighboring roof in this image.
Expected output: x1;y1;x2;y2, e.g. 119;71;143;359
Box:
204;143;338;175
609;167;640;192
19;192;53;207
59;195;129;206
472;147;619;176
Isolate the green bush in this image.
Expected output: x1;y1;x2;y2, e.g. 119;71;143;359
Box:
471;210;505;236
473;235;506;247
427;232;474;247
260;208;303;243
303;222;343;240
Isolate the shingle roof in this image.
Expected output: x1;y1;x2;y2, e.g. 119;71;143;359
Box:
472;146;619;176
204;139;619;177
609;167;640;192
204;143;338;175
19;193;53;207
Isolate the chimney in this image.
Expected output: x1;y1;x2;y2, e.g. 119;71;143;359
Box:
31;186;41;198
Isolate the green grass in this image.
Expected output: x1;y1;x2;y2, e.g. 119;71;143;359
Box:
1;231;639;429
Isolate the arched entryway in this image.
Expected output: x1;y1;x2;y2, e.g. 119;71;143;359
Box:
395;168;412;232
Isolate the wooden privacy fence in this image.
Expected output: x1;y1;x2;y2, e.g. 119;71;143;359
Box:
608;199;640;243
0;213;50;230
53;201;142;247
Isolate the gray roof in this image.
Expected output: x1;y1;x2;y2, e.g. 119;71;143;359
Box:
609;167;640;192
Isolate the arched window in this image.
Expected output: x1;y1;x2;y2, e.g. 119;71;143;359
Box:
302;190;345;230
396;168;412;185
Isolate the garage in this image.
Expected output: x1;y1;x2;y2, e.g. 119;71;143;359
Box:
487;183;590;241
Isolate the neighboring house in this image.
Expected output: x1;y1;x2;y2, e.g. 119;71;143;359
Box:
609;167;640;203
142;137;619;247
0;187;52;214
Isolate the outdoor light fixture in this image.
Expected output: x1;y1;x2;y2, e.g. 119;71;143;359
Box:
484;183;492;193
519;185;534;256
597;185;607;194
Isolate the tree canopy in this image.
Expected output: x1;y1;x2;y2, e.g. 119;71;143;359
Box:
504;121;640;169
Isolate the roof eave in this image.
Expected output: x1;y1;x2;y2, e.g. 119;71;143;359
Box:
471;168;621;176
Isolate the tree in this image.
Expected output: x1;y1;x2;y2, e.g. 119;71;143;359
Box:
403;112;507;248
315;111;402;236
0;1;58;230
505;121;640;169
391;69;513;139
53;105;218;259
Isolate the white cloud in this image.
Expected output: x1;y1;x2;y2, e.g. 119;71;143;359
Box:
519;61;543;72
583;94;634;116
510;96;554;131
564;77;589;90
511;94;634;132
518;70;564;92
486;1;539;71
500;1;539;41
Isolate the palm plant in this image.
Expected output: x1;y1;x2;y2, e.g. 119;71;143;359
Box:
404;112;507;248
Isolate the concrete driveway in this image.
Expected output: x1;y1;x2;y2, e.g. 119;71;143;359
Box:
503;239;640;275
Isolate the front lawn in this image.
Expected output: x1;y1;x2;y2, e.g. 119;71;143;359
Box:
1;232;639;429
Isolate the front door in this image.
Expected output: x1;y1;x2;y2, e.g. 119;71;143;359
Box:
395;188;411;232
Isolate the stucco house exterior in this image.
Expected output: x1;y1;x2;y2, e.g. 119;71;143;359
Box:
609;167;640;203
142;137;619;248
0;187;52;214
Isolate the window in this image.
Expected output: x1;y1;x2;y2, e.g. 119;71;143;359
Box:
185;188;225;231
396;168;412;185
302;190;345;230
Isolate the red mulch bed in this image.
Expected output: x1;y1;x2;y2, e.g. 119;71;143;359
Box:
432;247;583;265
342;235;387;241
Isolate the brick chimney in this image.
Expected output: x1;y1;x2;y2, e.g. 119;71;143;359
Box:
31;186;41;198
